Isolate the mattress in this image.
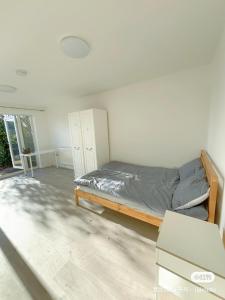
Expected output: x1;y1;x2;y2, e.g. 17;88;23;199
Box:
75;161;208;221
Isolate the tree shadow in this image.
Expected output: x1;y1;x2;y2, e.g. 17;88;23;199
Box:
0;167;158;244
0;168;158;298
0;169;78;228
0;168;157;271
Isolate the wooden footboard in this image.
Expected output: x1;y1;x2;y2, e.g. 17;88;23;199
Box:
75;187;163;227
74;150;218;227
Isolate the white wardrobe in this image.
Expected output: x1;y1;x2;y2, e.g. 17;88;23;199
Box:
68;109;109;179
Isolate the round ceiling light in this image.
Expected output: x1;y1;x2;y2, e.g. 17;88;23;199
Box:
16;69;28;76
61;36;90;58
0;85;17;93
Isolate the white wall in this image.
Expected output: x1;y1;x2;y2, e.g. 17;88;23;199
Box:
47;66;210;168
207;28;225;232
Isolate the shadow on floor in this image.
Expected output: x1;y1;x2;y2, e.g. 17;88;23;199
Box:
0;169;77;228
0;228;55;300
0;167;158;243
100;208;159;241
0;167;22;179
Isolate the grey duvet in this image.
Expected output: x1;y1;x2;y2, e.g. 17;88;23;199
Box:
75;161;208;220
75;161;179;216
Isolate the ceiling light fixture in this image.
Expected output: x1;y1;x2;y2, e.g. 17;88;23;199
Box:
16;69;28;76
60;36;90;58
0;85;17;93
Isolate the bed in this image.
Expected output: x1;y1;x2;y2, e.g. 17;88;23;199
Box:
74;150;218;227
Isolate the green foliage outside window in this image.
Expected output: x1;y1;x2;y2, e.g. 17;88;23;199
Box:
0;116;12;168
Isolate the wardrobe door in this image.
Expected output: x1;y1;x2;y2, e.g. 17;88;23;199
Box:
68;112;85;178
80;110;97;173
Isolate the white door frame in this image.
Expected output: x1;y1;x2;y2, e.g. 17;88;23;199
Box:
3;114;39;170
17;115;38;169
4;115;24;169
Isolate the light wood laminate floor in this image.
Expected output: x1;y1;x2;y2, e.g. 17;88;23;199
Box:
0;167;158;300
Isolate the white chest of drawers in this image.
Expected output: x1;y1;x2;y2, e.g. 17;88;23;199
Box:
156;211;225;300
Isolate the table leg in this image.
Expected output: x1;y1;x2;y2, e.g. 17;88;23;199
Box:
29;156;34;177
55;151;59;168
22;156;27;175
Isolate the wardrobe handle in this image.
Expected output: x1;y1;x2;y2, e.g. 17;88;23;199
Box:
89;147;93;151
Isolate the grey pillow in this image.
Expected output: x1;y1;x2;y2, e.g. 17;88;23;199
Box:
179;158;201;181
195;167;206;180
172;174;209;210
176;204;208;221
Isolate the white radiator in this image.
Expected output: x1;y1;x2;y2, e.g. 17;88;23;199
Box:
56;147;73;169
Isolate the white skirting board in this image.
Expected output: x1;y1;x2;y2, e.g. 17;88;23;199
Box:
58;163;73;170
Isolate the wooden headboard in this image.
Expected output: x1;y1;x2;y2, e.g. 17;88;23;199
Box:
200;150;218;223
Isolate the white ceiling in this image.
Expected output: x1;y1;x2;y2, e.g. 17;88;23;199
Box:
0;0;225;106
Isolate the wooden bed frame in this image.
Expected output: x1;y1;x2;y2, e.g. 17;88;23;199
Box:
74;150;218;227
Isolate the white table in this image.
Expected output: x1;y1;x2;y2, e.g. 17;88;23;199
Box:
21;149;59;177
156;211;225;299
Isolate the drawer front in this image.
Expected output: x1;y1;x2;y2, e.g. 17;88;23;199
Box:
157;249;225;299
157;266;219;300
